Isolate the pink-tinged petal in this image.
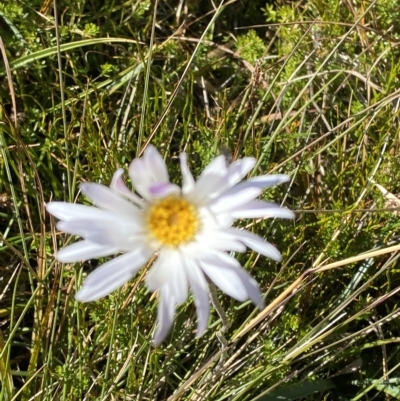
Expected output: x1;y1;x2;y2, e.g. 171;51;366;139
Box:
110;168;143;206
153;285;176;345
185;258;210;337
229;200;295;219
80;183;142;217
200;258;248;302
203;251;264;308
56;240;118;263
149;183;180;197
129;146;170;200
47;202;109;221
75;247;151;302
180;153;195;194
209;187;262;214
223;227;282;261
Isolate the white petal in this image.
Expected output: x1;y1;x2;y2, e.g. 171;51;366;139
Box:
208;173;291;215
191;157;258;204
75;247;151;302
230;200;295;219
204;157;257;200
57;215;143;251
209;187;262;214
200;258;248;302
47;202;109;221
223;227;282;261
58;220;114;245
56;240;118;262
146;250;188;304
208;212;235;228
180;152;195;194
202;251;264;308
174;271;189;305
223;174;291;196
244;174;291;188
76;271;134;302
185;259;210;337
110;168;144;206
129;146;170;200
189;156;228;203
146;250;172;291
153;285;176;345
80;183;142;217
233;267;264;309
196;230;247;253
198;155;228;179
224;157;256;188
128;159;150;199
144;145;170;183
168;255;188;305
177;241;205;259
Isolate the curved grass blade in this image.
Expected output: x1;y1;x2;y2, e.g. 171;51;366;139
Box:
0;38;142;75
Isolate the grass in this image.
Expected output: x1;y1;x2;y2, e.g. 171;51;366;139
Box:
1;0;400;399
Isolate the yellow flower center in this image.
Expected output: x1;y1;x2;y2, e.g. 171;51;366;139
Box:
146;196;199;247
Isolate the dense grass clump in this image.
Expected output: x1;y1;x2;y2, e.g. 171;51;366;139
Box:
1;0;400;399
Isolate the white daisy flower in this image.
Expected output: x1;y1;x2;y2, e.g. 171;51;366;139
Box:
47;145;294;344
